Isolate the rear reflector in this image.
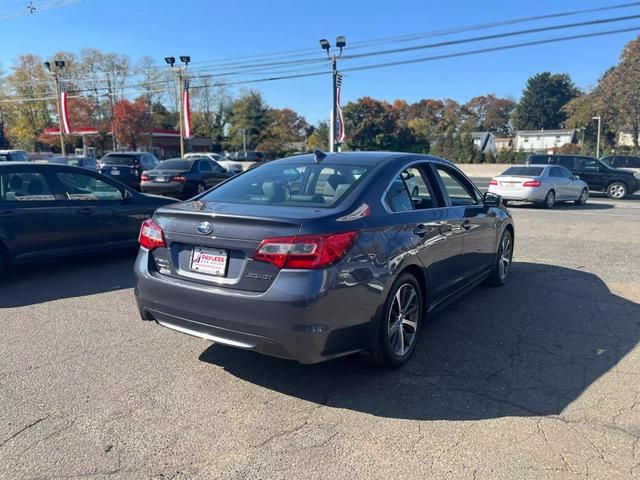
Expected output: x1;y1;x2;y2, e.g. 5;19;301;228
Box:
522;179;542;187
139;219;166;250
254;231;359;269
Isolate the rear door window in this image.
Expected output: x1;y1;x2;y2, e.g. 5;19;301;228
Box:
557;157;575;169
198;160;213;172
1;172;56;201
385;175;414;213
578;158;599;172
56;172;124;201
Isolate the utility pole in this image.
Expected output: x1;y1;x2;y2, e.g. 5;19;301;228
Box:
106;73;117;151
44;60;66;156
240;128;247;154
592;116;602;158
320;36;346;153
165;56;190;158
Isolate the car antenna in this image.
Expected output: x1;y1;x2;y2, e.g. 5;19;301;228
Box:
314;150;327;163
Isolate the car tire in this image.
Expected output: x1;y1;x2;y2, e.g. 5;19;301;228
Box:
541;190;555;209
606;181;627;199
196;183;206;194
486;229;513;287
366;273;423;368
575;188;588;205
0;248;7;280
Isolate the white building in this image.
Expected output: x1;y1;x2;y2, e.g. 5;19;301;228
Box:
470;132;496;155
514;129;576;152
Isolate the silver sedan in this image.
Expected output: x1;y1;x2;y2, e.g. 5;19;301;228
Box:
488;164;589;209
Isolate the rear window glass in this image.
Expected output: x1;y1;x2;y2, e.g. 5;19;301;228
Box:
101;155;138;165
201;162;371;207
157;159;192;170
502;166;544;176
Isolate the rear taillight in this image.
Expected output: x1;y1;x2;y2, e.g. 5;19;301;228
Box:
522;179;542;187
489;179;498;186
171;176;187;183
254;231;359;269
138;219;166;250
140;173;150;182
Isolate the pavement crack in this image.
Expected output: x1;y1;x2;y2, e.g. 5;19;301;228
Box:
0;416;48;449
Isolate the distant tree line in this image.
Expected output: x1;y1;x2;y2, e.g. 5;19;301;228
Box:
2;35;640;161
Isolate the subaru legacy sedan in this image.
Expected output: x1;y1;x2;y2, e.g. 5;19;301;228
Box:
134;152;514;367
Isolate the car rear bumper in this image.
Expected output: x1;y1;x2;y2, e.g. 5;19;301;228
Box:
140;182;193;199
488;186;547;202
133;249;382;364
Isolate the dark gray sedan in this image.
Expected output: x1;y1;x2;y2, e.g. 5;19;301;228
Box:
134;152;514;367
0;162;175;277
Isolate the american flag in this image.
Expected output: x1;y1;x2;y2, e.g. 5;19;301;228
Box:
335;74;345;144
182;79;192;138
59;81;71;135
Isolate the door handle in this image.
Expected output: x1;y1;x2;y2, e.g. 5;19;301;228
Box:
413;224;430;237
461;220;472;231
75;207;94;215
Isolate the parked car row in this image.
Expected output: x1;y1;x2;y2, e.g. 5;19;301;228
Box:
487;154;640;206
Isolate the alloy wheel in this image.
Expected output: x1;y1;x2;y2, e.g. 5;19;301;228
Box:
498;231;513;281
607;182;626;199
545;191;555;209
387;283;419;357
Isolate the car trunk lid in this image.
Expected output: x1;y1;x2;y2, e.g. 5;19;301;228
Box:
149;201;326;292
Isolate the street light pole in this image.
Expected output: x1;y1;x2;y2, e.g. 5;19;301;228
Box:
592;116;601;158
240;128;247;154
44;60;66;156
320;36;346;153
165;56;190;158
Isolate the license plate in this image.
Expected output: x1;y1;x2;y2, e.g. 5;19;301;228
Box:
155;177;166;182
190;247;227;276
501;181;518;188
111;169;120;176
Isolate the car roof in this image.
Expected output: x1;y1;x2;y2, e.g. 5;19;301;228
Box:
271;151;453;167
103;151;145;156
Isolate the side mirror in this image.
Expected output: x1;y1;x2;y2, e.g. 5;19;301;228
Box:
573;175;580;180
484;191;502;207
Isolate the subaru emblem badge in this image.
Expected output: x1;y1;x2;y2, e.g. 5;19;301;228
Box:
196;221;214;235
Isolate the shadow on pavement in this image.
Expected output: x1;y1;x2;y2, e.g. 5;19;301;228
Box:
0;252;136;308
200;262;640;420
506;202;614;210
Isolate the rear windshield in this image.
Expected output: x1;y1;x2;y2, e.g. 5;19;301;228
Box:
101;154;138;166
157;159;192;170
201;162;371;207
502;166;545;176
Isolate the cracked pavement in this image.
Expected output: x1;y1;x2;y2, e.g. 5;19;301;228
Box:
1;195;639;479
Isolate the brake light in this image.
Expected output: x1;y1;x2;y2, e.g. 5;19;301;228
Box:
254;231;359;269
140;173;150;181
171;175;187;183
489;179;498;186
522;179;542;187
138;219;166;250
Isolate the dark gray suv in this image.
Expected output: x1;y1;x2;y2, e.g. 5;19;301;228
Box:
134;152;514;367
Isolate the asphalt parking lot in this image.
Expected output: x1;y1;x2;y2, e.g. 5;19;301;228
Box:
2;193;640;479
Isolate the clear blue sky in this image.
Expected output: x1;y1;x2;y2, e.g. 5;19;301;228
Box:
1;0;639;124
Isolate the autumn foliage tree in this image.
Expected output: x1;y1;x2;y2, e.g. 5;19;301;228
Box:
112;98;150;150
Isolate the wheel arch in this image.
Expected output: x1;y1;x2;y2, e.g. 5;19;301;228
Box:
398;263;428;310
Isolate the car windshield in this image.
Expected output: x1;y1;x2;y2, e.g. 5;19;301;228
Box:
156;159;192;170
201;162;371;207
101;155;138;165
502;166;545;176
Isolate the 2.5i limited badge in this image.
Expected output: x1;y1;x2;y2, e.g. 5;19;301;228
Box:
245;272;273;280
